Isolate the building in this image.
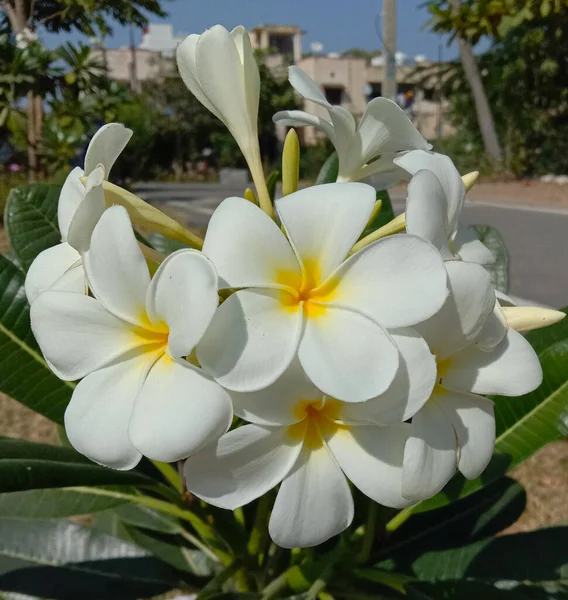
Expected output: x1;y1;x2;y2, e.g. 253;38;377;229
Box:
94;22;451;141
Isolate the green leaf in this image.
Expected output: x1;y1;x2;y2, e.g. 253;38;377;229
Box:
402;527;568;587
315;152;338;184
112;504;182;534
123;524;213;576
0;519;179;600
0;255;72;424
377;478;525;575
0;488;127;519
414;308;568;512
409;580;568;599
266;170;280;202
472;225;509;293
0;438;155;493
4;184;62;271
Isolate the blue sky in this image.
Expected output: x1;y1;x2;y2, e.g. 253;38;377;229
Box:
41;0;490;60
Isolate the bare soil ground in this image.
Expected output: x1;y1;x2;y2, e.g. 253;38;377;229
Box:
1;178;567;535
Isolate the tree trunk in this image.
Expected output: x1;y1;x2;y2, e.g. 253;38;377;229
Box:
34;94;43;176
449;0;503;166
26;91;37;183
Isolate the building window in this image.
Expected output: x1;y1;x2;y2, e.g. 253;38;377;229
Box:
323;86;342;105
367;83;382;100
268;34;294;55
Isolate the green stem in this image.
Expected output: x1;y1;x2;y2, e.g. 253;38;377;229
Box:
179;529;222;564
305;540;348;600
151;460;182;492
66;486;232;564
247;493;272;564
356;501;378;564
385;506;415;533
196;560;241;599
260;567;293;599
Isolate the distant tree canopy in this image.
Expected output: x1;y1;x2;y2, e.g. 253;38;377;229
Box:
427;0;568;45
0;0;169;35
340;48;382;60
428;7;568;176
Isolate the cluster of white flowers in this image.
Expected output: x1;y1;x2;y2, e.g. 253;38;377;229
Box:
27;25;564;549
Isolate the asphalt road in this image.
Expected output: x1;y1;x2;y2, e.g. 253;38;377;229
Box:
135;183;568;309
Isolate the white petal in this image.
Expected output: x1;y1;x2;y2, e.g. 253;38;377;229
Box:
30;291;146;381
25;243;83;304
84;123;132;178
405;169;452;258
176;34;222;119
272;110;335;142
231;358;322;426
269;444;353;548
64;354;149;470
203;197;300;289
184;424;301;510
357;98;429;164
341;328;436;424
395;150;465;232
415;261;495;358
475;300;508;350
357;155;409;188
58;167;85;241
197;288;303;392
442;328;542;396
288;65;331;107
128;356;232;462
230;26;260;130
276;182;375;283
196;25;258;143
329;106;359;179
298;306;399;402
146;250;218;358
437;391;495;480
329;423;412;508
84;206;150;327
402;401;457;501
453;224;495;265
66;167;105;253
330;234;448;329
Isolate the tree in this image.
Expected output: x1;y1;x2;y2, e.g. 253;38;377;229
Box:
0;0;169;180
0;0;168;37
424;7;568;176
428;0;503;165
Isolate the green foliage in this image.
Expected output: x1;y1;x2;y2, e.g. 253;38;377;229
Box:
427;0;568;45
20;0;169;37
424;8;568;176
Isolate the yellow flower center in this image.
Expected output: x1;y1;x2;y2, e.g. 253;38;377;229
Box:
287;397;347;449
276;259;339;318
131;310;170;354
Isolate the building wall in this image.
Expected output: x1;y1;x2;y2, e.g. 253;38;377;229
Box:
92;48;174;84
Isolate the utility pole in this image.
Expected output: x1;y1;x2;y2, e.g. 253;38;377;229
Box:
129;26;140;93
382;0;397;101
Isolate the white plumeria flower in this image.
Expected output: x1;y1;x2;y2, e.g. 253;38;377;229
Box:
176;26;269;207
197;182;448;402
184;358;427;549
273;66;430;186
30;206;232;469
401;261;543;501
394;149;495;265
25;123;132;304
